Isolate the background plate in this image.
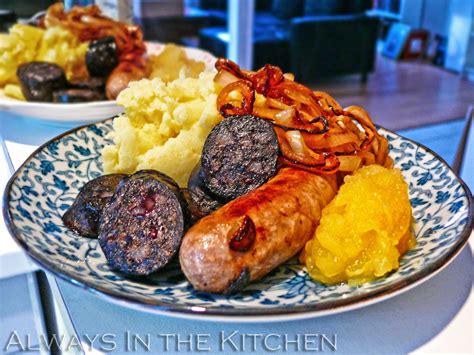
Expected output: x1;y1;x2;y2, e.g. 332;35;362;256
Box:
0;43;216;125
3;119;472;322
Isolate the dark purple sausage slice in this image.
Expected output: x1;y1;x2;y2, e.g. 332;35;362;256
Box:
187;162;206;192
86;36;119;77
69;77;105;90
62;174;126;238
98;170;188;276
17;62;67;102
53;89;105;103
201;114;279;200
181;188;223;225
183;163;224;223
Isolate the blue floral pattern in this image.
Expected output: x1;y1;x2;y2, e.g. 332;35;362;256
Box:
3;121;472;316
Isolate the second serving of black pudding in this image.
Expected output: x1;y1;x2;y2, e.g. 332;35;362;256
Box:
17;62;67;102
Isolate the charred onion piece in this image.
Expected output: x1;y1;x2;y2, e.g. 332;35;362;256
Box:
45;3;146;59
274;115;329;134
217;80;255;117
215;58;249;81
249;64;284;95
229;215;256;252
279;155;340;174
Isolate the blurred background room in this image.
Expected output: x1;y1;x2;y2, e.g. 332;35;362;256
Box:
0;1;472;353
1;0;472;161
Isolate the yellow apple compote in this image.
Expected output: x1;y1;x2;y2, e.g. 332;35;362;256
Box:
303;164;415;285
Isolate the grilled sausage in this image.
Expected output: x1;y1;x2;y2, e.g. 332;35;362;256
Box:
105;61;147;100
179;168;338;293
201;115;279;200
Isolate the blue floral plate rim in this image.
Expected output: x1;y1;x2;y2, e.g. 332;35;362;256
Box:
2;118;473;321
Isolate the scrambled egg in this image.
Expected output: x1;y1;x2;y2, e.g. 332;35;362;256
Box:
0;24;43;86
35;26;89;81
0;24;88;87
303;165;415;285
0;25;204;99
102;72;222;186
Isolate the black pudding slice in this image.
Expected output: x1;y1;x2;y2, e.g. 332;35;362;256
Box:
181;163;224;224
98;170;188;276
86;36;119;77
69;77;105;90
17;62;67;102
201;114;279;200
62;174;127;238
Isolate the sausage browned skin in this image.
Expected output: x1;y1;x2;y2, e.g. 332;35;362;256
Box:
179;168;338;293
105;61;147;100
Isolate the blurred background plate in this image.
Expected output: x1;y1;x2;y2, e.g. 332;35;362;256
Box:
0;42;216;125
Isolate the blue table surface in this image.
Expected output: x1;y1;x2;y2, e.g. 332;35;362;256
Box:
55;245;472;354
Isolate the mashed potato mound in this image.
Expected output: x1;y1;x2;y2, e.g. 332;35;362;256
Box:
304;165;415;285
148;44;206;83
102;72;222;186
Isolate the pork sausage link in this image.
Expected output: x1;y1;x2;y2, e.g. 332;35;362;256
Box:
179;168;338;293
105;61;147;100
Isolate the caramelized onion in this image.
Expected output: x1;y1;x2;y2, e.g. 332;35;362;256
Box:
215;58;391;174
285;130;306;157
276;128;325;166
313;91;343;113
304;131;359;149
45;3;146;64
217;80;255;117
214;69;240;87
274;108;295;126
283;73;294;81
279;155;340;174
337;156;362;172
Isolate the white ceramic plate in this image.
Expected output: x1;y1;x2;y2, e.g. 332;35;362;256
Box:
0;43;216;125
3;119;472;322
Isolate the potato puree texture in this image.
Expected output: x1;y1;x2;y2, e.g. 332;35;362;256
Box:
102;72;222;186
148;44;206;83
303;165;415;285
